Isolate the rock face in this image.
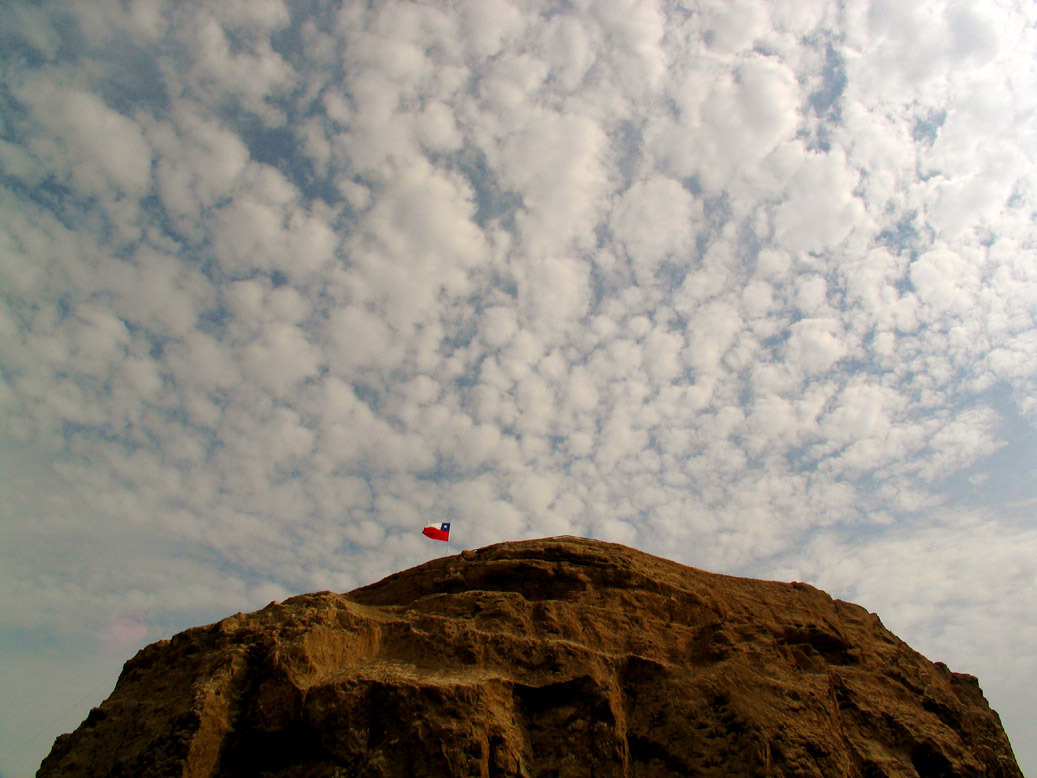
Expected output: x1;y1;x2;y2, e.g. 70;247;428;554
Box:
40;537;1021;778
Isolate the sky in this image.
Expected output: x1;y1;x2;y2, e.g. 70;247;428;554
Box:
1;1;1035;775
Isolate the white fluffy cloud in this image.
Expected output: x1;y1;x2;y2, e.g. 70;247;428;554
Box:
12;78;152;197
2;1;1037;776
772;148;867;253
612;175;702;282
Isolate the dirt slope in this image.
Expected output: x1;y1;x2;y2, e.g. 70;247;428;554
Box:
38;537;1022;777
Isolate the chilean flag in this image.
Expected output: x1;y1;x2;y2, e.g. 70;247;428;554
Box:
422;522;450;542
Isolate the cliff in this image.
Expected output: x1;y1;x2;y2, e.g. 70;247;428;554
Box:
38;537;1022;777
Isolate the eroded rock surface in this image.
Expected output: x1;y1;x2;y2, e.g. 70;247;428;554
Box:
39;537;1022;777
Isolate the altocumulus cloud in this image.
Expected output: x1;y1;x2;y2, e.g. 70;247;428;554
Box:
2;1;1037;774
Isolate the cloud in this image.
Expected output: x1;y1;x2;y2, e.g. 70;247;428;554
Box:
170;3;295;124
612;175;702;283
13;77;152;197
2;2;1037;776
649;54;800;192
148;103;251;227
210;164;338;281
772;148;866;253
497;110;611;251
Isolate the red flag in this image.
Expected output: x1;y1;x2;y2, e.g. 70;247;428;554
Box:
422;522;450;542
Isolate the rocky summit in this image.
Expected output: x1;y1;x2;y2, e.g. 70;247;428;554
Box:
39;537;1021;777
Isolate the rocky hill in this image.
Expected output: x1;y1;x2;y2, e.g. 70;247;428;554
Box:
39;537;1021;777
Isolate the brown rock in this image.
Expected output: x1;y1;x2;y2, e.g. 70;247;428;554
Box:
38;537;1022;777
